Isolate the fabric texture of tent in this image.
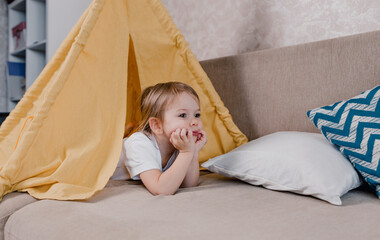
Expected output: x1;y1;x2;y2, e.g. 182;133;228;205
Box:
0;0;247;201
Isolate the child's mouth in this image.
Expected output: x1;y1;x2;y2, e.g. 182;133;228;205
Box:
192;131;200;136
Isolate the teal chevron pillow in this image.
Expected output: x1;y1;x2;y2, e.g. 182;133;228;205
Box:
307;85;380;198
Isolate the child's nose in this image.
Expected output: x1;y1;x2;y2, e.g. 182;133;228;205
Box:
190;118;198;126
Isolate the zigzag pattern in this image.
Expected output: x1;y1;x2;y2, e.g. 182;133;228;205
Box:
307;85;380;197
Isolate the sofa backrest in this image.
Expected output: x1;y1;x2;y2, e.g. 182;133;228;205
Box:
200;30;380;140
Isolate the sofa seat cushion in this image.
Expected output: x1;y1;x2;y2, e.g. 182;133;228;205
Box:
0;192;37;240
4;172;380;240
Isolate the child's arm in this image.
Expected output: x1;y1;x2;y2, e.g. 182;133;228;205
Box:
181;130;207;188
139;129;195;195
180;153;199;188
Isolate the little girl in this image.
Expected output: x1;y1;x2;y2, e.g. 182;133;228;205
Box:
111;82;207;195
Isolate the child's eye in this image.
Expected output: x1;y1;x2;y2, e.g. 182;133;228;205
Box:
195;113;201;118
179;113;186;118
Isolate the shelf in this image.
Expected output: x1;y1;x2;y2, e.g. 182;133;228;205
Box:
7;0;91;112
9;0;26;12
7;0;48;112
10;48;26;57
28;40;46;51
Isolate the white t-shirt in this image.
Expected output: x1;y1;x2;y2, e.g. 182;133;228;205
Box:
110;132;178;180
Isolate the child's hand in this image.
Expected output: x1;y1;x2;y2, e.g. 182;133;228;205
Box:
194;130;207;153
170;128;195;153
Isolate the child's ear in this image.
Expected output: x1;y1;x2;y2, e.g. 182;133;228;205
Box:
148;117;163;134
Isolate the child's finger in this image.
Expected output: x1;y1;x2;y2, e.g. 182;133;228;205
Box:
173;129;180;139
170;132;177;143
195;131;202;140
180;128;188;141
171;129;180;142
197;131;207;144
171;129;181;143
187;129;193;142
200;130;206;137
169;135;176;146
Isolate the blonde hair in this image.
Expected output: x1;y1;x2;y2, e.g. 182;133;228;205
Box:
137;82;200;134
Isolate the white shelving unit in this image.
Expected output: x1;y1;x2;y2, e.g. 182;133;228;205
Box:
7;0;46;112
6;0;92;112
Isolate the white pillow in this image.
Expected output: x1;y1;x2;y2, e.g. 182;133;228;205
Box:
201;131;361;205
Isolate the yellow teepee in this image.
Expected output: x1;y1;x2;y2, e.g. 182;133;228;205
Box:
0;0;247;201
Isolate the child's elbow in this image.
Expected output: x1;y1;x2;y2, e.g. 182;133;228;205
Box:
150;187;176;196
152;191;173;196
181;179;199;188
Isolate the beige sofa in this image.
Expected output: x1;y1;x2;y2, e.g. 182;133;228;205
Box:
1;30;380;240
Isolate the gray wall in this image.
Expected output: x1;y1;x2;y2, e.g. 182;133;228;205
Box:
163;0;380;60
0;0;7;112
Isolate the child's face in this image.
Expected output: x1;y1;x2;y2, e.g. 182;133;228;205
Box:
161;92;203;140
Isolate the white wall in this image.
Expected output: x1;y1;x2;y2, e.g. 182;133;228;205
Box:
46;0;92;61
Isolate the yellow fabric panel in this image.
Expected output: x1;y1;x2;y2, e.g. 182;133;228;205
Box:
0;4;91;171
0;0;247;201
0;2;93;199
